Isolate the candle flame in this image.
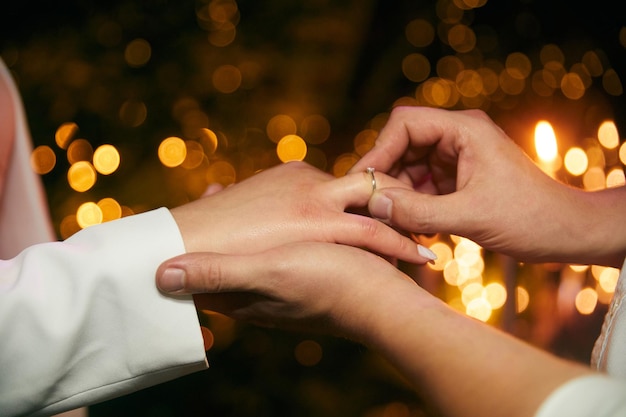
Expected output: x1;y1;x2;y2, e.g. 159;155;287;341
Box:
534;120;558;163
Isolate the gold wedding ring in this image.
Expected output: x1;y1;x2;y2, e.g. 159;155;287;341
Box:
366;167;377;193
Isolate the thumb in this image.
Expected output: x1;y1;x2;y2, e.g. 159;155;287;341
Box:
368;188;463;236
156;252;254;295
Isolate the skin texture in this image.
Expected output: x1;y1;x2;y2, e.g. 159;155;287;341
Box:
170;160;434;264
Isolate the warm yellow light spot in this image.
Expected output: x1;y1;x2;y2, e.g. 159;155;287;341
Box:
125;38;151;68
583;166;606;191
59;215;81;239
532;69;556;97
300;114;331;145
208;0;239;23
466;297;492;322
586;146;606;169
55;122;79;149
505;52;532;80
563;147;588;176
603;69;624;97
119;100;147;127
597;282;614;305
484;282;507;309
212;64;242;93
428;242;453;272
405;18;435;47
591;264;606;281
569;264;589;273
68;161;97;192
582;50;604;77
353;129;378;156
402;53;431;83
208;21;237;47
159;137;187;168
332;153;359;177
206;160;236;186
93;144;120;175
266;114;297;143
436;55;464;80
516;286;530;313
599;267;620;294
534;121;558;163
277;135;307;162
447;24;476;53
67;139;93;165
294;340;322;367
607;168;626;188
76;202;103;229
455;252;484;286
575;287;598;315
200;326;215;351
456;69;483;98
478;67;499;95
181;140;206;170
443;260;463;287
499;69;525;95
561;73;585;99
454;237;482;255
598;121;620;150
30;145;56;174
620;142;626;166
421;77;457;107
97;197;122;222
461;282;484;306
540;44;565;66
198;128;219;154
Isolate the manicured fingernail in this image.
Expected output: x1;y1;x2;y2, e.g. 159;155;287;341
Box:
369;193;392;221
158;268;186;292
417;244;437;261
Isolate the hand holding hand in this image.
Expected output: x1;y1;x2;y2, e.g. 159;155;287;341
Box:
170;161;436;267
157;242;426;342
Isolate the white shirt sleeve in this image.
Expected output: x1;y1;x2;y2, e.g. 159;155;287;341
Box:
0;208;208;417
534;375;626;417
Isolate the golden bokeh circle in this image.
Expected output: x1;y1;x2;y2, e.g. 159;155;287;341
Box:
68;161;97;192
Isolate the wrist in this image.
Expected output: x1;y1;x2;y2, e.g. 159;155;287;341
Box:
570;187;626;267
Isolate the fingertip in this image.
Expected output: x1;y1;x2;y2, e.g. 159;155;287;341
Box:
157;266;186;293
368;192;392;221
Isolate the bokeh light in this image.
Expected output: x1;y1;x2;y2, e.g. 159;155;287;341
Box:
93;144;120;175
30;145;56;175
159;137;187;168
67;161;97;192
277;134;307;162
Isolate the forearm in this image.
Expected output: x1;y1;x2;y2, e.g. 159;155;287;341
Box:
360;282;592;417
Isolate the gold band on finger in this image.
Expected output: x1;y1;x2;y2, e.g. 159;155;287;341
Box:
366;167;377;193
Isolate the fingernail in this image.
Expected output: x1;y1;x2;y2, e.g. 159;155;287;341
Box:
159;268;186;292
417;244;437;262
369;193;392;221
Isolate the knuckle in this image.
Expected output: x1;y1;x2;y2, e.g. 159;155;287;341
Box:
191;257;225;292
